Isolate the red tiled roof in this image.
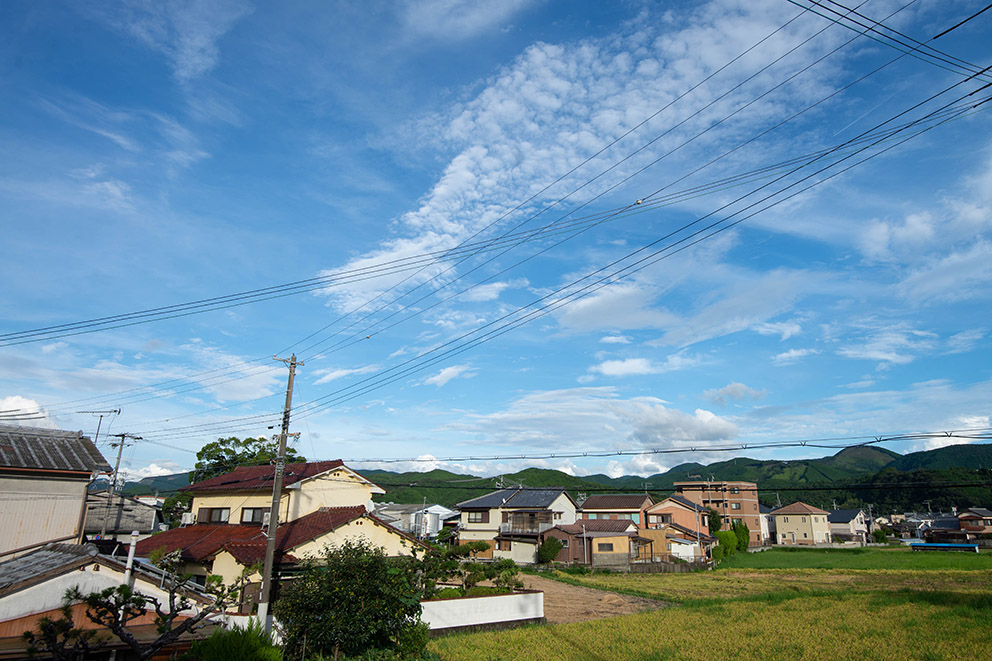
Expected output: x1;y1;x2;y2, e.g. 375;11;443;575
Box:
183;460;345;492
772;501;829;516
556;519;636;535
581;494;653;510
135;524;264;562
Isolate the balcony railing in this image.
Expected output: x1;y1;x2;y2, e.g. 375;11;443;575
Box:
499;522;552;535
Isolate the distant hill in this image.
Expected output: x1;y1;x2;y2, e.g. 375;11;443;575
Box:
886;444;992;471
117;443;992;511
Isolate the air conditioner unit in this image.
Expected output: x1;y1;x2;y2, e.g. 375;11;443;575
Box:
180;512;195;526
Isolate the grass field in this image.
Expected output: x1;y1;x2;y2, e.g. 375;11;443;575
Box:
429;548;992;660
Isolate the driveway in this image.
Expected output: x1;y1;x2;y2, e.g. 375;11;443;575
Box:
520;574;670;624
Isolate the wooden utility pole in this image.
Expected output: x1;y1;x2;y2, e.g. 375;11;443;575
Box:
100;433;139;538
257;354;302;632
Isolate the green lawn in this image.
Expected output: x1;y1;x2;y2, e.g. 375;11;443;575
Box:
720;546;992;571
429;548;992;660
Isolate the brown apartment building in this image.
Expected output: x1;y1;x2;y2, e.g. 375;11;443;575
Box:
673;481;762;547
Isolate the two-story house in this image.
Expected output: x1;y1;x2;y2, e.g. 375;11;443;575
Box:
135;461;423;589
773;502;831;545
456;487;578;564
958;508;992;535
828;509;869;544
579;494;653;528
0;425;111;560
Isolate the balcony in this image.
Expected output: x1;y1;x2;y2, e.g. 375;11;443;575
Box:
499;522;552;535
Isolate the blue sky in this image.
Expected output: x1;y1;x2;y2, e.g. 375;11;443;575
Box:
1;0;991;482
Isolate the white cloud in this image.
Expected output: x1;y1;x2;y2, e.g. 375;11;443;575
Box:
703;382;766;405
588;352;701;377
313;365;380;386
0;396;59;429
459;278;528;302
773;348;819;365
119;461;185;482
423;364;476;387
600;335;632;344
898;241;992;304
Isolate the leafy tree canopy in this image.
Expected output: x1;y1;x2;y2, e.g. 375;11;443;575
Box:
192;436;305;482
708;508;722;536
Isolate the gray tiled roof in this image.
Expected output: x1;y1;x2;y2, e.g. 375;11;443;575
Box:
0;425;111;473
828;509;863;524
84;493;164;534
0;543;98;591
457;487;573;509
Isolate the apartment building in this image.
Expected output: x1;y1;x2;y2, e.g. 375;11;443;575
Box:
673;480;762;546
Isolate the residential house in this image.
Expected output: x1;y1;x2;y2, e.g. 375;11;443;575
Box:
958;508;992;535
373;502;457;538
84;491;167;543
541;519;668;567
0;425;111;560
773;502;831;545
828;509;869;544
456;487;578;563
0;543;214;657
579;494;653;529
759;503;776;545
673;481;762;546
645;495;709;536
134;461;422;591
924;516;966;543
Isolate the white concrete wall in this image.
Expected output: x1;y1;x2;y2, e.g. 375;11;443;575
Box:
420;591;543;631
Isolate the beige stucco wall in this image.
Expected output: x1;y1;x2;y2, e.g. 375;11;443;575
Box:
775;513;831;545
0;475;87;557
287;469;375;519
191;492;287;525
550;494;578;525
493;539;538;564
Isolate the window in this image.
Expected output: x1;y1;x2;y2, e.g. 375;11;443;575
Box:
197;507;230;524
803;532;808;538
241;508;266;524
467;511;488;524
733;518;742;525
560;539;569;549
498;540;512;551
587;513;597;520
730;487;740;494
632;513;640;524
783;516;789;523
731;503;741;510
597;543;614;552
802;516;807;523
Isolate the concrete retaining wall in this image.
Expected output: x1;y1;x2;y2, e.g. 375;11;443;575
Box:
421;590;544;633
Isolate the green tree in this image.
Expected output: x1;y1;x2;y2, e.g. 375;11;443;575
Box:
707;508;722;535
732;521;750;551
273;539;426;660
161;492;192;528
22;595;101;660
47;551;250;661
191;436;305;482
537;537;564;564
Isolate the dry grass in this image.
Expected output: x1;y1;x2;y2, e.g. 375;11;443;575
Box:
429;590;992;660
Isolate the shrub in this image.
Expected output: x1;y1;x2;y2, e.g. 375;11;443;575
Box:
716;530;739;557
273;539;426;660
712;545;724;562
537;537;564;564
465;586;505;597
872;529;888;544
434;587;464;600
180;619;280;661
732;521;750;551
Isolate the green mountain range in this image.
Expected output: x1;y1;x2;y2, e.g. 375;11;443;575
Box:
118;443;992;512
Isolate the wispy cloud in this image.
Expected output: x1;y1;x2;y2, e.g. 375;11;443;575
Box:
837;328;937;367
773;347;819;366
588;352;702;378
401;0;537;42
84;0;252;82
423;364;476;387
945;329;984;355
313;365;380;386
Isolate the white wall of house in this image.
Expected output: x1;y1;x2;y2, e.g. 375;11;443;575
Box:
493;539;537;564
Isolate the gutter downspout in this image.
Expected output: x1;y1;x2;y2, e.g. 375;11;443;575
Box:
123;531;139;587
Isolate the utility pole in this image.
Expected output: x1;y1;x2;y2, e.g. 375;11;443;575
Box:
258;354;302;632
78;409;120;450
100;433;139;539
